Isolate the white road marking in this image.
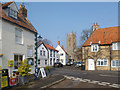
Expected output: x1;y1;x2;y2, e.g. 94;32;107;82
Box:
98;82;107;86
64;75;119;88
99;74;119;77
109;84;120;88
83;79;91;82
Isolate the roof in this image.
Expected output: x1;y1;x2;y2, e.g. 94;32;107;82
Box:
2;1;14;8
61;46;68;55
1;2;37;33
83;26;120;46
45;44;58;52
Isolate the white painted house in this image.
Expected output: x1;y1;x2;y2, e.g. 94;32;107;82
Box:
37;42;59;67
56;41;68;65
0;1;37;76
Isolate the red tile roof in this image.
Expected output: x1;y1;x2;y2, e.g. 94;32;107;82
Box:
1;2;37;33
2;1;14;8
45;44;58;52
83;26;120;46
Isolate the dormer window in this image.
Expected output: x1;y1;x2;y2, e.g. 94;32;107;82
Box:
112;42;120;50
91;44;99;52
8;7;18;19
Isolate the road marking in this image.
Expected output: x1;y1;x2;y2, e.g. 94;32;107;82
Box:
83;79;91;82
64;75;119;88
109;84;120;88
100;82;110;85
99;74;119;77
98;82;107;86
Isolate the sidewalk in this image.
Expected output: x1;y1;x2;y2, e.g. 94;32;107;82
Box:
9;74;65;90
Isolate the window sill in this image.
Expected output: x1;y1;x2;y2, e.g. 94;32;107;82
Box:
16;42;24;46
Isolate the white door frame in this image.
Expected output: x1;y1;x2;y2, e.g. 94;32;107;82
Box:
88;59;95;70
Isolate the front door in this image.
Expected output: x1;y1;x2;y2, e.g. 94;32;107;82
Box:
88;59;95;70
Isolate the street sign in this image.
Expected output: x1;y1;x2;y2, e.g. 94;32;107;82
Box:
40;68;46;78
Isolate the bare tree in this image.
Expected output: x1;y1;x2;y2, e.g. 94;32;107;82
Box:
42;38;52;45
79;28;92;47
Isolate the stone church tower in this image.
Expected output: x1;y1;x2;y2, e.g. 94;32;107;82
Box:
67;31;76;61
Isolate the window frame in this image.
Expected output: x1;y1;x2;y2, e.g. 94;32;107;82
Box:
8;7;18;19
14;54;23;69
112;42;120;50
15;28;23;44
97;59;108;66
112;60;120;67
91;44;99;52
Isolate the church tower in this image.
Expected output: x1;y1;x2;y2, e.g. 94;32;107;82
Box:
67;31;76;61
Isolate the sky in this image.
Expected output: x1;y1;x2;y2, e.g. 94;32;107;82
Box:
15;2;118;49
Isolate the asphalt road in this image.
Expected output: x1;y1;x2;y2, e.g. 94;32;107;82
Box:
50;65;120;85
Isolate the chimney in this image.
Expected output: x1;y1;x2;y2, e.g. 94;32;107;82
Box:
58;41;60;45
92;22;100;32
19;4;27;17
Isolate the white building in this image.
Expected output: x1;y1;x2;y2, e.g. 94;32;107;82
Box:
56;41;68;65
37;42;59;67
0;1;37;76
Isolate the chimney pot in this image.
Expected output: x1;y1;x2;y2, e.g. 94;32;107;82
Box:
58;41;60;45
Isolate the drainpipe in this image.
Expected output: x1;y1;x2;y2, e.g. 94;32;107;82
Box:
109;45;111;71
35;33;38;69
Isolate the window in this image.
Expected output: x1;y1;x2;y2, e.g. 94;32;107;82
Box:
15;28;23;44
50;50;52;57
53;51;55;57
50;58;52;65
91;44;99;52
60;53;64;56
97;59;108;66
53;58;55;64
43;51;45;56
112;42;120;50
61;59;63;63
14;55;23;69
45;60;47;65
27;48;33;57
9;8;18;19
38;59;40;65
40;50;42;56
112;60;120;67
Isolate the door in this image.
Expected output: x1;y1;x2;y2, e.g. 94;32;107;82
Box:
88;59;95;70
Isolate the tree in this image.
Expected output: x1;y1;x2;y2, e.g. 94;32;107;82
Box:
79;28;92;47
42;38;52;45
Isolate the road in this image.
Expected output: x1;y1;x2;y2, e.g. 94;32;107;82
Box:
50;65;120;88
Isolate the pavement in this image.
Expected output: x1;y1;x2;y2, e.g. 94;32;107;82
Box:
8;74;65;90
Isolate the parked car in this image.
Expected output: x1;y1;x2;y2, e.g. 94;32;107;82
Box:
70;61;73;65
54;62;63;67
76;61;82;67
66;61;71;66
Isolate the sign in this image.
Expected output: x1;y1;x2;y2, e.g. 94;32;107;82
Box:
40;68;46;78
2;76;8;88
35;68;38;78
10;77;17;86
8;60;14;67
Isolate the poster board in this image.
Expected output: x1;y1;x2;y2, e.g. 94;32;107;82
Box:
40;68;46;78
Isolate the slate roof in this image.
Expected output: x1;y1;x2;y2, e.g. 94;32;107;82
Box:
83;26;120;46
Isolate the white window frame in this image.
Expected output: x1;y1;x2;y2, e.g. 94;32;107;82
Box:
112;42;120;50
112;60;120;67
9;7;18;19
15;28;23;44
27;47;33;57
97;59;108;66
91;44;99;52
